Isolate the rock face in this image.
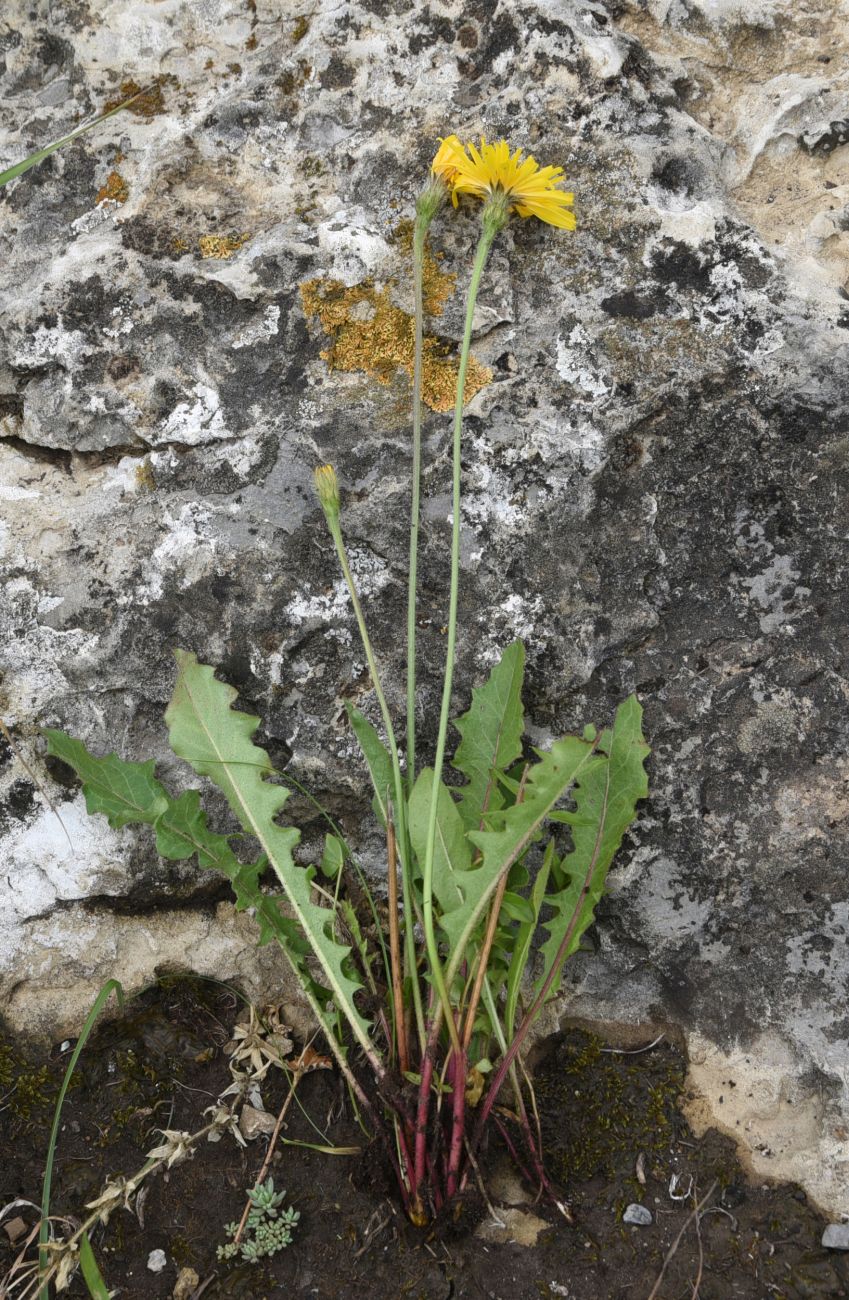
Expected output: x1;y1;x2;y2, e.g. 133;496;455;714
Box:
1;0;847;1213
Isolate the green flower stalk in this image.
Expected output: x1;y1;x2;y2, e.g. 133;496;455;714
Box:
313;465;425;1049
417;201;506;1052
407;175;448;798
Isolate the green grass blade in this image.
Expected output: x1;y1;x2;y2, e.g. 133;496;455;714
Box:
345;702;394;828
39;980;124;1297
0;87;149;189
79;1231;110;1299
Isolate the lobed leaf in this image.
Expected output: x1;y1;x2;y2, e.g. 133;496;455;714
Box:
165;650;374;1061
533;694;649;1004
44;730;334;1010
44;730;168;828
452;641;525;831
442;734;603;991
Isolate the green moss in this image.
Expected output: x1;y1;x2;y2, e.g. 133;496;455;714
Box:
0;1037;67;1129
536;1030;685;1185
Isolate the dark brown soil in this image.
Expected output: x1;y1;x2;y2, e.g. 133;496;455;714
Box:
2;978;847;1300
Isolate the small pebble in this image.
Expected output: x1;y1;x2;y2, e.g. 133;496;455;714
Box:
822;1224;849;1250
147;1249;167;1273
623;1203;653;1226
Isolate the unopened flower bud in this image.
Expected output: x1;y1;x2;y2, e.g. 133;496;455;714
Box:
314;463;340;522
416;176;448;226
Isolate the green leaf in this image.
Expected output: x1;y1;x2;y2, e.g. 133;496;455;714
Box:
165;650;373;1061
346;703;394;828
43;733;333;1010
443;735;603;991
452;641;525;830
79;1232;110;1299
44;730;169;828
504;841;554;1040
534;695;649;1004
407;769;471;921
320;833;345;879
498;891;535;924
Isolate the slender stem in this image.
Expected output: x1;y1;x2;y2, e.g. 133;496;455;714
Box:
462;764;530;1050
326;514;426;1050
420;224;497;1057
386;810;408;1075
473;760;607;1144
445;1044;467;1198
406;216;428;796
413;1040;436;1200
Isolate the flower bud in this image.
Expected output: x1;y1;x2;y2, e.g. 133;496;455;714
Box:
416;176;448;226
314;463;340;522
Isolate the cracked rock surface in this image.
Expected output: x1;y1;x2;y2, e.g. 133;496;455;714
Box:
1;0;847;1214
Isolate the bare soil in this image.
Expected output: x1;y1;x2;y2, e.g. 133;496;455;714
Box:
2;978;847;1300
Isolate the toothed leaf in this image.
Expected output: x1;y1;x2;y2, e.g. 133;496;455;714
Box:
442;735;604;990
534;695;649;1003
44;730;168;828
165;650;372;1059
452;641;525;830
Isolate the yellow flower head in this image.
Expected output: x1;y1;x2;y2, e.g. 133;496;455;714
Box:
431;135;575;230
430;134;468;187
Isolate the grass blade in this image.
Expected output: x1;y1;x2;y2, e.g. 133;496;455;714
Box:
78;1231;110;1299
39;980;123;1298
0;87;150;190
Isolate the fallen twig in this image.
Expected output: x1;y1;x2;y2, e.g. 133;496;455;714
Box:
231;1063;305;1249
691;1186;705;1299
646;1181;717;1300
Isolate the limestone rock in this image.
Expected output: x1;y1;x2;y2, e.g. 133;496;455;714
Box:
0;0;847;1217
476;1207;551;1247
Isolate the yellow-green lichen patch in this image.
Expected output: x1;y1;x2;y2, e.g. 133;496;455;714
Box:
300;277;491;413
96;170;128;205
135;459;156;492
198;232;251;260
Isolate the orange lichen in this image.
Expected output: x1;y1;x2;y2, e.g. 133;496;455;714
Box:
300;277;491;413
104;78;169;118
96;170;128;205
198;232;251;260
